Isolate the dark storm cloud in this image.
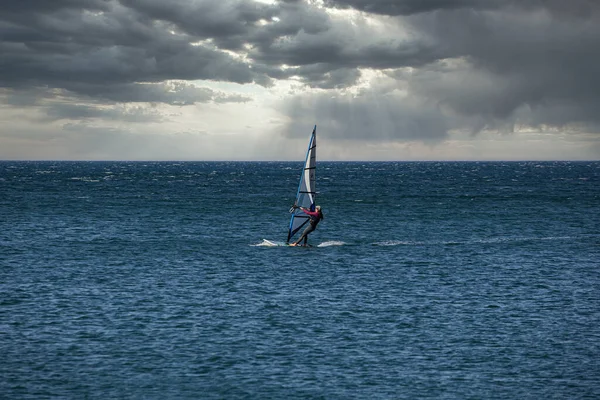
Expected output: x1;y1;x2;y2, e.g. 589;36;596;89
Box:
0;0;267;103
323;0;502;15
323;0;598;16
401;3;600;132
0;0;110;13
304;0;600;136
0;21;257;87
0;0;445;96
1;0;599;140
0;0;349;94
118;0;278;50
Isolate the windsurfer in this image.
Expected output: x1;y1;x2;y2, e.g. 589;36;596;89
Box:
290;205;323;246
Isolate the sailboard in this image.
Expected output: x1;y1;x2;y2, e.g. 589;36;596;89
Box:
287;125;317;244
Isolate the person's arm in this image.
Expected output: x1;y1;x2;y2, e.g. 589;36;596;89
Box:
300;207;319;218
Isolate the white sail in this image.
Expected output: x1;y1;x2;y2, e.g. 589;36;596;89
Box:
287;125;317;243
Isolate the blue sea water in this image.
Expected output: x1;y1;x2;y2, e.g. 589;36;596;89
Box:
1;161;599;399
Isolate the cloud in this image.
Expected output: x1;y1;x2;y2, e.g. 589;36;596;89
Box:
42;103;164;123
0;0;267;91
0;0;110;14
119;0;280;49
277;0;600;139
402;5;600;132
281;87;450;142
323;0;598;16
59;81;251;105
0;0;599;160
3;81;249;106
247;5;447;86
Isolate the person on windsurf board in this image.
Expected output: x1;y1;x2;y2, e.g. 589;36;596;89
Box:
289;205;323;246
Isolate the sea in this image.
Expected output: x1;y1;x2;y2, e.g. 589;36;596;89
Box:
1;160;599;399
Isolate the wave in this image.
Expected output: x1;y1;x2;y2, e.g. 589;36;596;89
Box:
256;235;598;248
372;235;597;247
317;240;346;247
253;239;284;247
373;240;425;246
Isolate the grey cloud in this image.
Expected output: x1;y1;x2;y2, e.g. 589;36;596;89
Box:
304;0;600;134
291;66;362;89
323;0;493;15
0;0;110;14
42;103;164;123
67;81;252;105
2;80;250;127
278;0;600;138
399;6;600;132
0;0;268;93
0;0;342;94
3;81;250;108
1;0;395;94
0;33;258;88
247;12;446;86
282;90;450;142
2;0;600;144
123;0;334;59
118;0;277;50
323;0;598;16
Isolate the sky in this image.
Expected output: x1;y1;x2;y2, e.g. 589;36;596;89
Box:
1;0;599;161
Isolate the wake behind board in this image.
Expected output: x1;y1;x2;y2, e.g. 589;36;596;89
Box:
258;239;313;247
259;239;287;247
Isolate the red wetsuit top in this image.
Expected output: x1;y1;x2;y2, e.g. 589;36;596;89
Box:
301;208;322;225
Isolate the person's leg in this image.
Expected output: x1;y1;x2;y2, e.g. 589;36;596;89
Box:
292;231;308;245
292;224;315;245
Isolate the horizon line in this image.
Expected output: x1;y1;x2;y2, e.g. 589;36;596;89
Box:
1;159;598;163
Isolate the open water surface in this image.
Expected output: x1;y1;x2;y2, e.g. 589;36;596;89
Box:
1;161;599;398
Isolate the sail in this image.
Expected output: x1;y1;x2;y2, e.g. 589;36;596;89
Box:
287;125;317;243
